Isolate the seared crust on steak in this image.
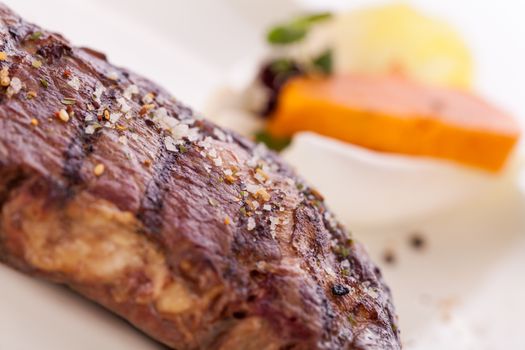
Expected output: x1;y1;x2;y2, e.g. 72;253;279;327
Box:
0;4;400;349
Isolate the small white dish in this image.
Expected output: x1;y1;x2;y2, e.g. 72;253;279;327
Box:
282;131;522;226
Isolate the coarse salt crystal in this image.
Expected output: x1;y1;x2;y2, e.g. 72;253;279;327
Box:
93;84;106;102
154;107;169;120
142;92;154;104
341;260;350;269
109;112;121;124
156;95;167;105
263;204;272;211
247;217;256;231
67;76;81;91
123;84;139;100
246;183;260;194
213;128;226;142
208;148;217;158
107;71;119;80
85;125;96;134
171;123;190;141
269;216;280;230
366;288;379;299
164;136;179;152
254;172;266;183
181;118;195;125
186;127;200;142
117;97;131;113
254;143;268;156
158;116;179;132
213;157;223;167
6;77;22;97
198;137;213;150
246;158;257;168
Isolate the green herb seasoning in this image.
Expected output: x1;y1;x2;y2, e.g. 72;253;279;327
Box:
29;31;43;41
335;245;350;259
312;49;333;74
270;59;296;75
300;12;333;23
39;78;49;88
267;12;332;45
255;130;291;151
267;25;307;45
61;98;76;105
347;314;357;326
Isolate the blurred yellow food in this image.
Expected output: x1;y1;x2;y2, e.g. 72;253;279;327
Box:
333;4;473;89
268;75;520;172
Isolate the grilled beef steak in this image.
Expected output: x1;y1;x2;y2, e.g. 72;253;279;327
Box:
0;4;400;349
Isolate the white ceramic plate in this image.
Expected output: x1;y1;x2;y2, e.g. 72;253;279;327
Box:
1;1;524;349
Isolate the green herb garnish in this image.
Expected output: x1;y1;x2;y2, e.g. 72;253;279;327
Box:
267;25;307;45
269;59;295;75
300;13;333;23
29;31;43;41
312;49;333;74
348;314;357;326
178;144;188;153
39;78;49;88
61;98;76;105
255;130;291;151
267;12;332;45
335;245;350;259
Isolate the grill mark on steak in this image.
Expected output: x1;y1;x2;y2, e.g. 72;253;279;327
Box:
137;149;178;235
62;126;101;187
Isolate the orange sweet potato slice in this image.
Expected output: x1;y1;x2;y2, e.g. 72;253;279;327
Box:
268;74;521;172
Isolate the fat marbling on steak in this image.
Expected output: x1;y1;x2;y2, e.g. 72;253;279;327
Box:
0;4;400;349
